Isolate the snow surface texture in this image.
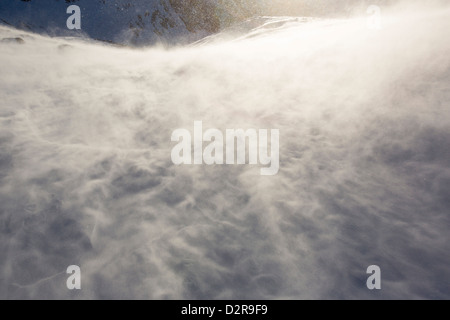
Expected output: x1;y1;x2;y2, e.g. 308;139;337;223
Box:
1;1;450;299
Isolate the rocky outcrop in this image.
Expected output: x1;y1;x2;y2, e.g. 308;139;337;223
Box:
1;0;266;45
1;37;25;44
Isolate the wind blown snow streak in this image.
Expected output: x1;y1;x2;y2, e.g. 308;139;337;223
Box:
0;2;450;299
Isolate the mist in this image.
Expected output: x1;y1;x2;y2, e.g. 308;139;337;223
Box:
0;1;449;299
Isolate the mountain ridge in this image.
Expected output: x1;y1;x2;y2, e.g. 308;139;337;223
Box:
0;0;268;45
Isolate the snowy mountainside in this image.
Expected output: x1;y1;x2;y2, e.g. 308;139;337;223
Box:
1;1;450;300
0;0;265;45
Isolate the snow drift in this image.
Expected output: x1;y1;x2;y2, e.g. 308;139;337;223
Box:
0;1;450;299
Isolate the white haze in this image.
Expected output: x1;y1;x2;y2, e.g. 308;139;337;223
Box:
0;1;449;299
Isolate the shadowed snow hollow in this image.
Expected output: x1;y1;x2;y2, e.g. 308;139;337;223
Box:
0;2;449;299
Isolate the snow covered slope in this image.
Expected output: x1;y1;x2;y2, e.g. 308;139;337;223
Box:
1;1;450;299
